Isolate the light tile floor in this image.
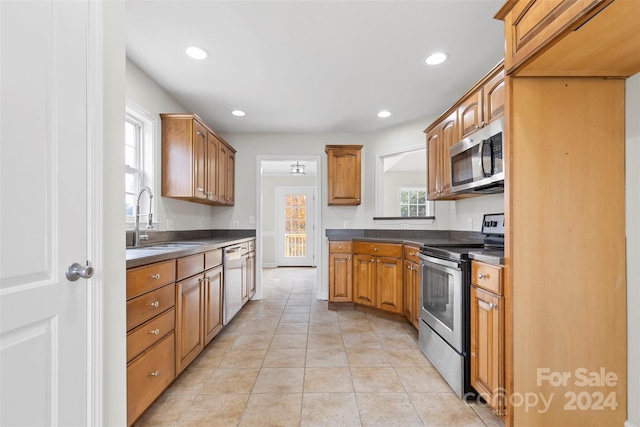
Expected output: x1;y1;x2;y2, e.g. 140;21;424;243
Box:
134;267;504;427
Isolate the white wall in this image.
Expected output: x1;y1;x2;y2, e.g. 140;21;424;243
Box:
125;59;217;231
382;171;425;217
626;72;640;427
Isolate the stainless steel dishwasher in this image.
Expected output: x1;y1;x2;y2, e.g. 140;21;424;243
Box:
223;243;247;324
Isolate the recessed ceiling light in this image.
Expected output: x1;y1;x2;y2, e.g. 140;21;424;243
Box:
185;46;208;60
425;52;447;65
232;110;246;117
377;110;391;118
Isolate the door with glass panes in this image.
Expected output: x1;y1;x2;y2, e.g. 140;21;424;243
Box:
276;187;315;266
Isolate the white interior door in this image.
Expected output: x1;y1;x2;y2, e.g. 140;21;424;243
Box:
276;187;316;267
0;1;93;425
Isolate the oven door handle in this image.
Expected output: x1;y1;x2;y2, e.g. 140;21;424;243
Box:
418;253;460;270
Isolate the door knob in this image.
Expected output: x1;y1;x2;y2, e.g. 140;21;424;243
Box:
66;261;94;281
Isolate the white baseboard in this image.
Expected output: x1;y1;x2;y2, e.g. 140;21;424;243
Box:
626;420;639;427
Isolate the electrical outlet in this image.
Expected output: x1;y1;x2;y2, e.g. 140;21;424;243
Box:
166;219;174;230
400;223;409;229
468;218;473;230
249;215;255;224
343;220;349;228
232;221;239;229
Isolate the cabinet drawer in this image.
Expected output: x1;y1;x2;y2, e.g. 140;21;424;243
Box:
126;260;175;300
126;308;175;362
127;332;175;426
177;253;204;281
205;249;223;270
126;284;176;331
471;261;503;295
329;241;352;254
403;245;420;263
354;241;402;258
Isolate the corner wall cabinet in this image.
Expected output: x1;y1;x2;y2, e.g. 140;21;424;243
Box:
161;113;236;206
325;145;363;206
470;260;504;416
425;64;504;201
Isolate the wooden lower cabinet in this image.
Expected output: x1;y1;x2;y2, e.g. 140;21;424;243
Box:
403;259;419;329
328;241;353;302
175;274;205;375
470;260;504;416
204;265;223;345
353;242;403;314
127;332;175;426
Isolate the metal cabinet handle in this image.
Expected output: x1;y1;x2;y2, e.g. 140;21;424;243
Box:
478;273;488;280
150;274;160;280
148;371;160;377
338;246;343;250
348;256;351;261
149;328;160;335
373;248;378;252
196;130;203;136
148;301;160;308
487;302;497;310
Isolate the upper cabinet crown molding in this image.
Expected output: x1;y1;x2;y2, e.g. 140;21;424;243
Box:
160;113;235;206
325;145;363;206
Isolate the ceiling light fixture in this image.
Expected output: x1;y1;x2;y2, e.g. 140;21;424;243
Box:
377;110;391;118
290;161;305;176
232;110;246;117
185;46;209;60
425;52;447;65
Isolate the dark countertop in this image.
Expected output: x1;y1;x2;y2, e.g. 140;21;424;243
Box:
126;230;255;269
468;249;505;266
325;229;485;248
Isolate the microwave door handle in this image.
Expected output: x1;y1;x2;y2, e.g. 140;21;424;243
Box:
478;139;486;177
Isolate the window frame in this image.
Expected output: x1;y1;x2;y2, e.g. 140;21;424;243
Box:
397;186;431;218
125;102;156;226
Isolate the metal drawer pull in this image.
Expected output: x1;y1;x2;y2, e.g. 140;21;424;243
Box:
373;248;378;252
149;371;160;377
148;301;160;308
478;273;489;280
149;328;160;335
487;303;497;310
150;274;160;280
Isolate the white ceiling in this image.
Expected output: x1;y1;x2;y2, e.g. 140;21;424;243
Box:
126;1;505;134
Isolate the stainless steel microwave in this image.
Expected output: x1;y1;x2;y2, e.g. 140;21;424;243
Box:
449;121;504;194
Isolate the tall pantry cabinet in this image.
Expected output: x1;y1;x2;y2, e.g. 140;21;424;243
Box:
493;0;638;425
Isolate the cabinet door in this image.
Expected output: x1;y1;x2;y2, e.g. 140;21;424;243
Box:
218;141;228;203
204;266;223;345
500;0;610;72
483;69;505;125
426;127;440;200
176;274;204;374
353;254;376;307
403;260;420;328
241;254;249;305
326;145;362;205
470;286;504;413
247;251;256;298
329;253;352;302
226;149;235;205
206;131;219;202
458;90;483;139
440;111;457;197
193;120;208;200
376;257;403;314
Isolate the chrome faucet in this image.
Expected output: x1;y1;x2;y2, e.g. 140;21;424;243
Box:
134;186;154;247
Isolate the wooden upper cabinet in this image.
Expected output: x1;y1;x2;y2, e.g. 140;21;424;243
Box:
325;145;363;206
495;0;618;75
427;111;457;201
458;90;483;140
483;68;505;124
426;127;440;200
160;113;235;206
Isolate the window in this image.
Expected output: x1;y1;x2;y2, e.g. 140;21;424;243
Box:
399;187;428;217
125;104;155;223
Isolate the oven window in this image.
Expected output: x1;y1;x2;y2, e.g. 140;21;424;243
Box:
422;264;455;330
